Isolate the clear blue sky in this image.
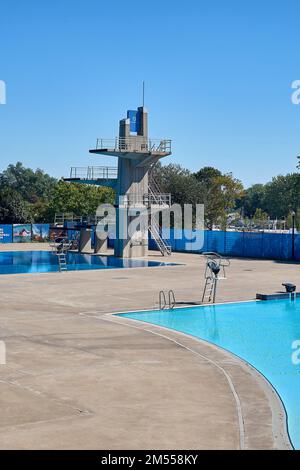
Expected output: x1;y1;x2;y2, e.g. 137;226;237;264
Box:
1;0;300;187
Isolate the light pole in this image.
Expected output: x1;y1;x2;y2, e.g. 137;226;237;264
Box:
291;210;296;260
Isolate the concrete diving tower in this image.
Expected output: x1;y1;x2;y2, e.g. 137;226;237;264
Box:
65;106;172;258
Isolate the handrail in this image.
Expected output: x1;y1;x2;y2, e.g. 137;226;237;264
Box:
159;290;167;310
69;166;118;180
203;252;230;279
149;217;172;256
144;192;171;207
118;193;171;207
159;290;176;309
168;290;176;309
149;173;163;196
54;213;116;227
203;252;230;266
95;137;171;154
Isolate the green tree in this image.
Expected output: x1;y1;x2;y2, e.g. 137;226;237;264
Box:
239;184;266;217
0;162;58;222
153;164;243;229
253;208;268;225
44;181;115;221
194;168;244;229
153;163;204;206
0;187;32;223
194;166;222;184
263;174;300;218
0;162;57;203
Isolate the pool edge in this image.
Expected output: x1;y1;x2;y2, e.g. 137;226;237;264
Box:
104;311;293;450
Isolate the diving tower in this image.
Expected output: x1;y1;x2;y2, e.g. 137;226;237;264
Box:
64;106;172;258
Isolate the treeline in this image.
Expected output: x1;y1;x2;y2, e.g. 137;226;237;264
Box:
153;163;300;228
0;162;299;228
0;162;114;223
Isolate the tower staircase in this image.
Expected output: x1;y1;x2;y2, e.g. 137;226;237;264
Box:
149;216;172;256
148;164;172;256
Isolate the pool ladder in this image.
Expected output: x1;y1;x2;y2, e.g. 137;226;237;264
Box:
50;238;70;272
159;290;176;310
57;252;67;272
202;276;218;303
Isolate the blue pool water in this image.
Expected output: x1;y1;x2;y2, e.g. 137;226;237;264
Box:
120;300;300;449
0;251;176;274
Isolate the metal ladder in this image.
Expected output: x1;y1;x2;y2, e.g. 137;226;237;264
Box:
148;164;163;196
202;276;218;303
57;251;68;272
50;238;71;272
201;253;230;303
159;290;176;309
148;164;172;256
149;216;172;256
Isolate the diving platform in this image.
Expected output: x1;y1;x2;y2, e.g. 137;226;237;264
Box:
64;166;118;188
90;137;171;166
64;105;173;258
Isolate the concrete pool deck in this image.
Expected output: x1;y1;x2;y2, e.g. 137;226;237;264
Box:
0;243;296;449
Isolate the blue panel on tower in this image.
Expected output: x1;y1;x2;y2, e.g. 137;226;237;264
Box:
127;110;141;133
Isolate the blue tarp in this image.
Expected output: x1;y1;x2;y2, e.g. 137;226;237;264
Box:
148;228;300;260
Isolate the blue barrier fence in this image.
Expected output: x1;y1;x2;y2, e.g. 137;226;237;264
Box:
148;229;300;261
0;223;299;260
0;224;51;243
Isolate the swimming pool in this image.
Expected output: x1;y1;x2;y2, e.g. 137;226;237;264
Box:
0;251;177;274
120;299;300;449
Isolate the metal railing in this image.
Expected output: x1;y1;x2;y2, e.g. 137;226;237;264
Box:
54;213;82;225
95;137;171;154
144;193;171;207
118;193;171;207
69;166;118;179
158;290;176;309
54;213;116;226
149;216;172;256
149;172;163;196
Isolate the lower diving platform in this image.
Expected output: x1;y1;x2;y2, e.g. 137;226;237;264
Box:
63;166;118;188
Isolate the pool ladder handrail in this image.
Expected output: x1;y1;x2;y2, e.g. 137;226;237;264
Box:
202;275;218;304
159;290;176;310
56;252;68;272
50;237;71;272
203;252;230;280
